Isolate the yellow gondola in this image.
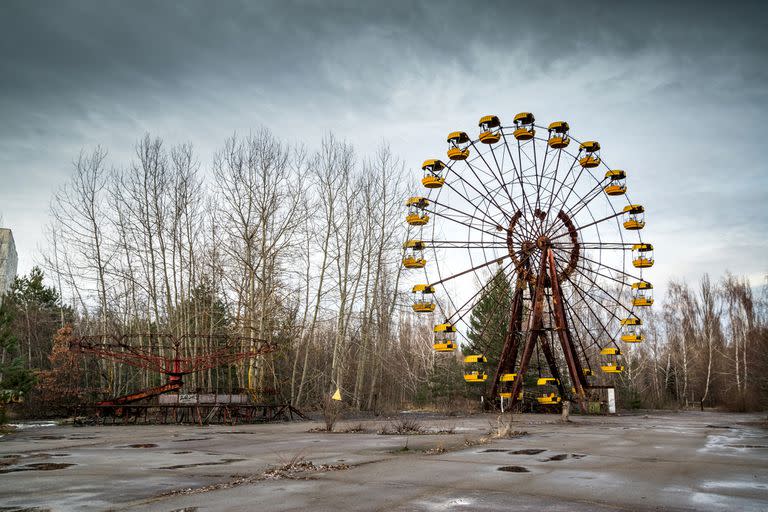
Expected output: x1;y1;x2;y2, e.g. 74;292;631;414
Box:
604;170;627;196
583;368;594;377
433;323;457;352
623;204;645;230
632;281;654;307
600;347;624;373
421;159;446;188
500;373;517;382
464;371;487;382
447;131;471;160
632;243;654;268
513;112;535;141
478;115;501;144
463;353;488;383
536;377;561;404
402;239;426;269
405;196;430;226
579;141;601;168
547;121;570;148
538;393;562;405
621;317;644;343
411;284;436;313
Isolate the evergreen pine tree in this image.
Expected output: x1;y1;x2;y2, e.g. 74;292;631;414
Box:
0;296;35;423
464;267;512;376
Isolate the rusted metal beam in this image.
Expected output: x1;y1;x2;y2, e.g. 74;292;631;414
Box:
489;280;525;399
508;250;549;411
547;249;588;410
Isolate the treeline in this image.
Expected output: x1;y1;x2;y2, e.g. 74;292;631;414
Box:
0;129;766;414
620;274;768;410
4;130;442;412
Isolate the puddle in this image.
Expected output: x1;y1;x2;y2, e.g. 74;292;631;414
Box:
702;428;768;455
0;507;52;511
509;449;546;455
498;466;530;473
701;479;768;491
0;462;75;474
7;421;57;430
159;458;245;470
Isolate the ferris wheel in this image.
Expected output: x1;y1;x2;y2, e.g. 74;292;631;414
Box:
402;113;654;409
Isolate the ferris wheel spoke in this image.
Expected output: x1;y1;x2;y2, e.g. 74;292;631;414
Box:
445;261;514;325
428;254;510;287
558;293;600;367
539;152;579;221
560;175;611;221
563;272;625;324
427;242;507;249
561;278;622;350
423;205;508;241
500;132;536;225
556;242;633;250
576;252;645;283
550;166;596;222
558;290;606;351
443;179;508;229
548;210;626;241
534;138;551;212
446;160;512;223
469;141;519;212
564;262;635;317
573;261;635;289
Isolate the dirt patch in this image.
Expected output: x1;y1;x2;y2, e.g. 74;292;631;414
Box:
160;459;350;496
481;449;507;453
159;458;245;470
546;453;569;461
0;507;52;511
498;466;530;473
30;436;65;440
509;449;546;455
0;463;75;474
172;437;210;442
705;424;732;429
172;451;193;455
127;443;158;448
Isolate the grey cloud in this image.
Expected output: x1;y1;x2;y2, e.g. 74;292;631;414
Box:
0;0;767;281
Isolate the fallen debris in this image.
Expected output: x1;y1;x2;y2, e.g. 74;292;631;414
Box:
160;459;350;496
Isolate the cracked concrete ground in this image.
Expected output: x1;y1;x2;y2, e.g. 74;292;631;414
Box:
1;410;767;511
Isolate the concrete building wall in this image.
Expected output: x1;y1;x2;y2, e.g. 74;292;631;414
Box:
0;228;18;298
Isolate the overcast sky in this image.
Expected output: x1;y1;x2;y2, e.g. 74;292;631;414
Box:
1;0;766;294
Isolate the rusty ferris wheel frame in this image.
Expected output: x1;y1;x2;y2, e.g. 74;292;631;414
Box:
403;113;654;411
